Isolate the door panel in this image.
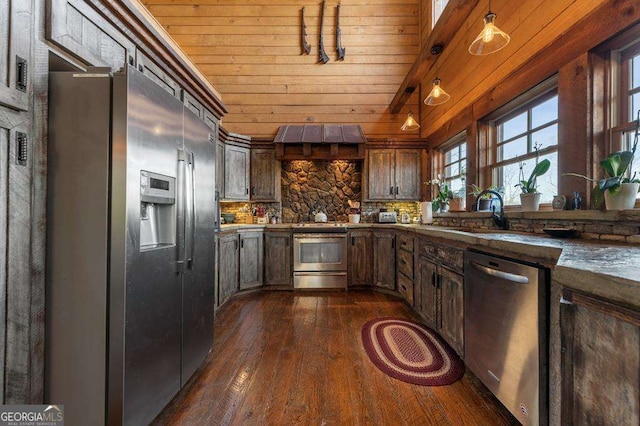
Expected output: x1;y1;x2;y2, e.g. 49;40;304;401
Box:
0;0;32;111
181;107;216;386
395;149;421;200
373;231;395;289
239;231;263;289
224;145;250;200
366;149;394;200
418;258;437;329
264;232;292;286
439;267;464;356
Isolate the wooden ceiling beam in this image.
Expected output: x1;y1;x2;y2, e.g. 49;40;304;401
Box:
389;0;480;114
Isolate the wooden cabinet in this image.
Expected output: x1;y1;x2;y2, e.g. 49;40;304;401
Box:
365;149;421;201
348;230;372;287
250;148;280;202
47;0;136;74
204;108;218;132
182;90;205;119
239;231;263;290
264;231;292;287
217;232;239;306
416;238;464;356
135;51;181;99
396;233;415;305
373;230;396;290
558;289;639;424
223;144;250;201
0;0;32;111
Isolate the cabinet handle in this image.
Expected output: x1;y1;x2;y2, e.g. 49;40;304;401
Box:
16;132;28;166
395;186;399;195
286;237;289;246
128;55;134;66
246;188;249;195
401;259;406;265
138;64;144;73
390;186;394;195
431;271;436;288
241;238;244;248
251;187;256;196
16;56;27;93
437;274;442;289
234;239;238;250
391;238;395;249
351;236;355;246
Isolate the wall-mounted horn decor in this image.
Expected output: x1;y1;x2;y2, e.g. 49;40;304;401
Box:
300;6;311;55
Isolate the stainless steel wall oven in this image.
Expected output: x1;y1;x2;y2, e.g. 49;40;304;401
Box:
292;224;348;289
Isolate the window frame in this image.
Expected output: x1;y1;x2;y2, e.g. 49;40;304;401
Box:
484;82;559;209
440;132;467;198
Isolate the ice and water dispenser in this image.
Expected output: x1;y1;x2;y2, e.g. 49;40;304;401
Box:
139;170;176;249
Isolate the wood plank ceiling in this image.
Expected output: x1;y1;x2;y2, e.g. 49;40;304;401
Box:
141;0;422;140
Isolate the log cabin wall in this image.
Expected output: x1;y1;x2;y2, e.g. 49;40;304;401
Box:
140;0;423;140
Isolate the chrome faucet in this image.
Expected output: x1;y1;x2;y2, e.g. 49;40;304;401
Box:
474;189;508;230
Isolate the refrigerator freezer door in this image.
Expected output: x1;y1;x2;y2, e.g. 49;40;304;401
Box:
111;68;184;425
181;107;216;385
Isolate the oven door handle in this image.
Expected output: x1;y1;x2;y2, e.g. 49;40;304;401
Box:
293;234;348;239
470;261;529;284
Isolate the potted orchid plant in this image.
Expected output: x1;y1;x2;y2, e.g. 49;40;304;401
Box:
515;143;551;211
426;175;453;213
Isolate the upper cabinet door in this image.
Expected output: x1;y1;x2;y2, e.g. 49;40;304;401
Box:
46;0;135;73
135;51;181;99
250;148;280;202
0;0;32;111
216;140;225;197
223;144;250;201
395;149;421;200
366;149;395;201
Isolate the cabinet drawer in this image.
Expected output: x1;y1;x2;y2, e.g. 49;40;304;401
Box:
397;249;414;279
397;233;414;251
417;239;437;259
437;246;464;272
397;273;414;306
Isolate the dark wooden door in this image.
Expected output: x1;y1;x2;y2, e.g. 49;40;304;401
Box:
0;0;32;111
250;148;279;202
559;289;640;425
224;145;250;200
418;257;438;329
439;266;464;357
373;230;395;290
264;231;292;287
395;149;421;201
239;231;263;290
217;232;239;305
347;230;372;287
366;149;395;200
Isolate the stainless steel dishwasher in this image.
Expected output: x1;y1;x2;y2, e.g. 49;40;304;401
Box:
464;250;549;425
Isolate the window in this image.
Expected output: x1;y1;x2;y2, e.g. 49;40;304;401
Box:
442;138;466;198
432;0;449;28
492;91;559;206
615;41;640;188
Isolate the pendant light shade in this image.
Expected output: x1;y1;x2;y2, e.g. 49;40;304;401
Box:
468;11;510;55
424;78;450;106
401;111;420;131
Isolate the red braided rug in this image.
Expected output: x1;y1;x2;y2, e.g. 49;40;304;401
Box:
361;317;464;386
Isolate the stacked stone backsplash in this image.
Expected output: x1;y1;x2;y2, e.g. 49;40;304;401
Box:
361;202;421;222
281;160;361;223
433;210;640;244
220;202;282;224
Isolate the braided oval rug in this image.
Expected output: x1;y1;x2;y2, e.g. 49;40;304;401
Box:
361;317;464;386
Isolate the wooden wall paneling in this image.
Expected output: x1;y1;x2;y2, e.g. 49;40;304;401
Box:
47;0;136;70
422;0;640;142
558;53;592;201
142;0;421;139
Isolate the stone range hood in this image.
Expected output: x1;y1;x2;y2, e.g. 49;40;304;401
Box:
274;124;366;161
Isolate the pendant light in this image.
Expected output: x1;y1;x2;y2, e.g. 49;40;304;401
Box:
401;111;420;131
468;1;510;55
424;44;450;106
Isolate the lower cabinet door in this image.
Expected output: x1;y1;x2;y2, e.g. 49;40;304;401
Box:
264;231;292;286
348;230;372;287
217;233;239;305
418;257;438;329
438;266;464;357
239;231;263;289
373;231;395;289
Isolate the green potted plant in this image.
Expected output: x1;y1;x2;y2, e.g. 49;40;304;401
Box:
469;184;503;211
426;175;453;213
565;110;639;210
515;143;551;211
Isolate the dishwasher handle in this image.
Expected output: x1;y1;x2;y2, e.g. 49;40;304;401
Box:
470;261;529;284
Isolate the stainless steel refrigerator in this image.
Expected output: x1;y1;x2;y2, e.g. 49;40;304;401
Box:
46;66;217;425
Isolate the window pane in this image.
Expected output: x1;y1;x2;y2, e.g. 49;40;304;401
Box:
460;143;467;158
624;131;640;190
448;177;465;196
531;123;558;150
498;152;558;206
632;92;640;119
432;0;449;28
445;163;459;178
499;136;527;161
500;112;527;141
531;96;558;128
446;147;459;163
633;55;640;89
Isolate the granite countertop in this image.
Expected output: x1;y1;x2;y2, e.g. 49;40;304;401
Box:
219;222;640;308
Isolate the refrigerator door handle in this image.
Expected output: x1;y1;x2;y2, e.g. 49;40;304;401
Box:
177;149;188;273
184;151;195;270
188;151;196;270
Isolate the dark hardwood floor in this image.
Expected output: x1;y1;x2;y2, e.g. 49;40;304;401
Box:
154;291;518;425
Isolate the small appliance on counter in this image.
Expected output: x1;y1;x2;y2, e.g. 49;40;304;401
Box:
400;213;411;224
314;211;328;222
378;211;398;223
